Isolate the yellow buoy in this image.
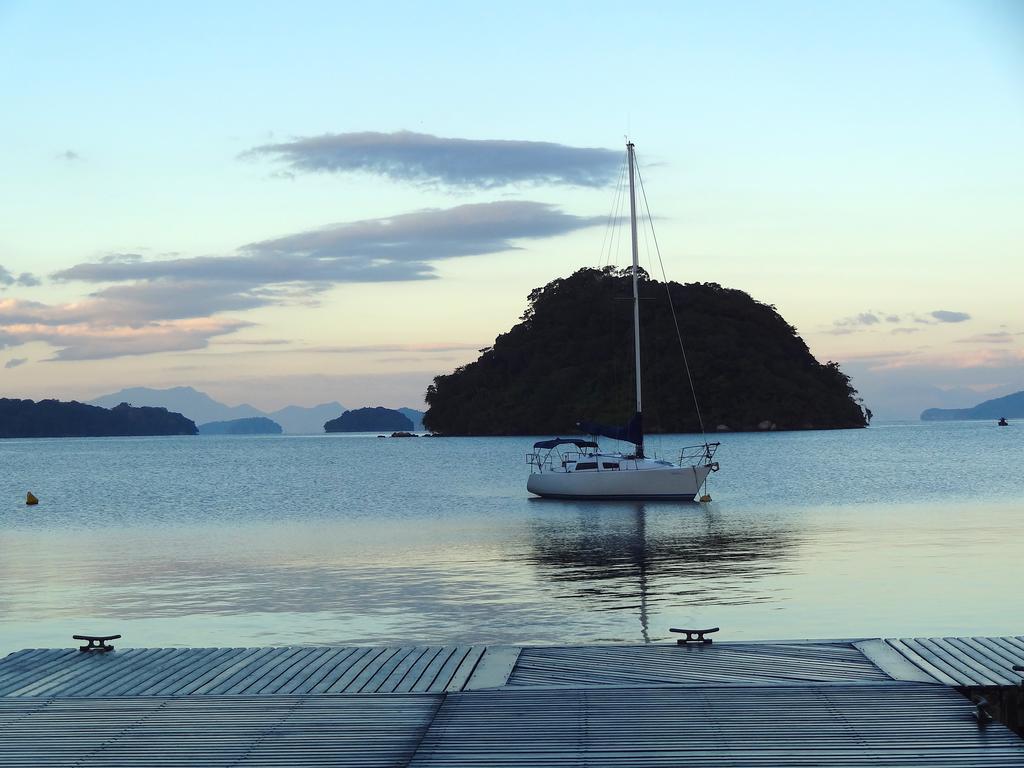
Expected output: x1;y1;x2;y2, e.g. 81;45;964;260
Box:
26;492;39;506
699;494;712;503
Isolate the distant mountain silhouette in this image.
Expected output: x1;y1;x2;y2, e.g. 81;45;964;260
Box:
89;387;344;433
266;403;345;434
921;390;1024;421
198;417;283;435
397;408;425;430
90;387;263;425
324;407;414;433
0;398;197;438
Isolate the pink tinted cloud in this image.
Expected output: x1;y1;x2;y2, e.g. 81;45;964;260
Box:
1;295;250;360
867;347;1024;371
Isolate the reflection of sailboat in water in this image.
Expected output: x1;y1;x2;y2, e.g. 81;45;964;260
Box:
522;502;793;641
633;504;652;642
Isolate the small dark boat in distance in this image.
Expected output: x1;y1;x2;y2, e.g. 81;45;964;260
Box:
997;417;1009;426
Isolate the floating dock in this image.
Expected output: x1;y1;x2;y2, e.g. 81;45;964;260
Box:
1;635;1022;766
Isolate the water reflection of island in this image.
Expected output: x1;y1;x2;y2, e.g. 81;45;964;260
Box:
519;503;798;641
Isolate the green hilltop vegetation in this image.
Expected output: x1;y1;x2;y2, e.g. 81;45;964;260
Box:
424;267;870;435
0;398;197;438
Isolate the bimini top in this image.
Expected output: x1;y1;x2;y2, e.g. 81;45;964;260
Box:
533;438;599;450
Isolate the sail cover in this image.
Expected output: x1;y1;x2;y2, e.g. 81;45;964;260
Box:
533;438;599;450
576;412;644;446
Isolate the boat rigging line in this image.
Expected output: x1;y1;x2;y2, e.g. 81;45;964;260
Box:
599;154;629;270
632;151;710;448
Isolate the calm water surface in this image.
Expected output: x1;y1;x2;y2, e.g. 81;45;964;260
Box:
1;421;1021;653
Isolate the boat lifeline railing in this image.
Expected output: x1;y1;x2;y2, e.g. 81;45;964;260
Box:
679;442;721;469
526;449;553;473
527;449;591;473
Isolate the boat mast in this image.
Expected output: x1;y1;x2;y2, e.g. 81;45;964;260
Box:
627;141;643;457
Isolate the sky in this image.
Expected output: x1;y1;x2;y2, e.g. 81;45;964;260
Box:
1;0;1022;418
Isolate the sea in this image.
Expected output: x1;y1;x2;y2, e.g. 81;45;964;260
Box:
1;420;1021;654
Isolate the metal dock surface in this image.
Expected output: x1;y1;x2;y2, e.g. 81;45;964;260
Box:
0;645;503;698
1;636;1022;766
0;694;440;768
507;640;891;686
412;683;1024;767
857;635;1024;686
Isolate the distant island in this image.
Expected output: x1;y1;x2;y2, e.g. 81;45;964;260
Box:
397;407;426;431
88;386;426;434
424;267;870;435
921;390;1024;421
266;402;347;434
90;386;345;434
324;407;414;433
0;398;197;438
198;417;283;435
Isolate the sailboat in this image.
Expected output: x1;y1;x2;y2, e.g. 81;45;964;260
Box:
527;141;719;500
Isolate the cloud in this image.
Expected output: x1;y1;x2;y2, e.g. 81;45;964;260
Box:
836;349;918;364
0;289;253;360
4;357;27;369
956;331;1016;344
834;308;973;332
100;252;145;264
0;265;40;288
44;319;250;361
930;310;971;323
323;343;482;354
853;312;880;325
193;342;485;359
214;338;292;347
55;202;600;288
0;297;250;360
375;355;464;364
830;310;888;332
833;310;904;329
891;327;921;335
12;201;600;360
1;282;265;328
88;280;274;324
56;150;81;162
242;131;621;188
861;347;1024;372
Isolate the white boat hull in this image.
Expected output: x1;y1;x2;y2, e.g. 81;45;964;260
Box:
527;463;713;500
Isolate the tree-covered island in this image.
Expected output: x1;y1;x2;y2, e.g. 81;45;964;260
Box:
0;399;198;438
424;267;870;435
198;417;283;435
324;407;414;433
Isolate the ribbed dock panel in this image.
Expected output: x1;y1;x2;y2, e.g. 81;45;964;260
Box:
410;684;1024;767
872;636;1024;686
0;646;488;697
3;686;1021;767
507;641;891;686
0;694;440;768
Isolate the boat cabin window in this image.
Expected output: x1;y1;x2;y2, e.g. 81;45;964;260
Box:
602;462;620;470
575;462;598;471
